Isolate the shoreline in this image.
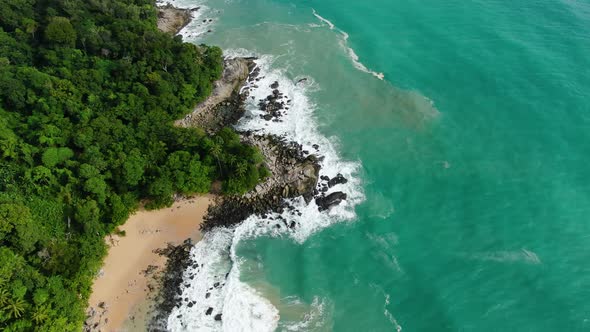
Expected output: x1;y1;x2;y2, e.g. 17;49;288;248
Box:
85;195;214;332
85;2;352;330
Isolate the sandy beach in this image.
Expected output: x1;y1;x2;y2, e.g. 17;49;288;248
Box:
86;195;214;331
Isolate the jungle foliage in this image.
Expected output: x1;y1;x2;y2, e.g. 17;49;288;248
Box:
0;0;264;330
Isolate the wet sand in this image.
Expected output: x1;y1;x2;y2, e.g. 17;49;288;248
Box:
86;195;214;331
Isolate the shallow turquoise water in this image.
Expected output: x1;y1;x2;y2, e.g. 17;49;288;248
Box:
175;0;590;330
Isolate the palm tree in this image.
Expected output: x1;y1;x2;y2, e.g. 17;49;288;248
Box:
0;288;10;307
23;18;38;38
226;154;237;167
236;162;248;178
4;297;26;318
209;141;223;176
32;305;49;324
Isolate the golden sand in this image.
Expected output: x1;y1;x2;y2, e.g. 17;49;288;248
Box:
86;195;213;331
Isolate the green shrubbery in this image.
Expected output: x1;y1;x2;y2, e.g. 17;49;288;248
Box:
0;0;263;330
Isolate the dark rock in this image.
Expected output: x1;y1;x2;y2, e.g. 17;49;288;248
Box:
297;77;308;84
148;239;194;328
206;307;213;315
214;314;222;321
205;292;210;299
188;302;194;308
316;192;347;211
214;282;220;288
328;173;348;188
270;81;279;89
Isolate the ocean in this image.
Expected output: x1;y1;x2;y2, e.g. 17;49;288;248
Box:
158;0;590;330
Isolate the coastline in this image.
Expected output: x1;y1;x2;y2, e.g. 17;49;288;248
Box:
85;195;214;332
85;2;354;330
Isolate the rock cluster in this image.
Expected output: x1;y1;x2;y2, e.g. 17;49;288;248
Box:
148;239;194;330
258;81;290;121
201;132;321;231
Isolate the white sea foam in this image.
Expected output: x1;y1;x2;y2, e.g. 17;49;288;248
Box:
313;9;385;80
279;296;331;331
166;9;364;327
167;228;234;331
312;10;335;30
384;294;403;332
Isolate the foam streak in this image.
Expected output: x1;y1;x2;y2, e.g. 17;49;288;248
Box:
313;9;385;80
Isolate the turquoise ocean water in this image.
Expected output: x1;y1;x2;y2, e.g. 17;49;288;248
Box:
162;0;590;330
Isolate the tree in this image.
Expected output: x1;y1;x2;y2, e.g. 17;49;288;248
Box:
236;161;248;178
122;149;144;186
32;305;50;324
41;147;74;168
83;178;107;203
209;137;224;176
3;297;26;318
45;17;77;47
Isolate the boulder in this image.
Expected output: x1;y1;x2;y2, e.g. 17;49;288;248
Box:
328;173;348;187
316;192;347;211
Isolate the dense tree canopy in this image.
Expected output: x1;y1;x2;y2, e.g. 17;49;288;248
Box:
0;0;265;330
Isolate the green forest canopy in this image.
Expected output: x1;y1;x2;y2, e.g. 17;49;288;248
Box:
0;0;266;330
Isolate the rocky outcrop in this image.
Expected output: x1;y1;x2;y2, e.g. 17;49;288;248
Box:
176;58;255;133
201;133;320;231
157;4;195;35
241;133;320;202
